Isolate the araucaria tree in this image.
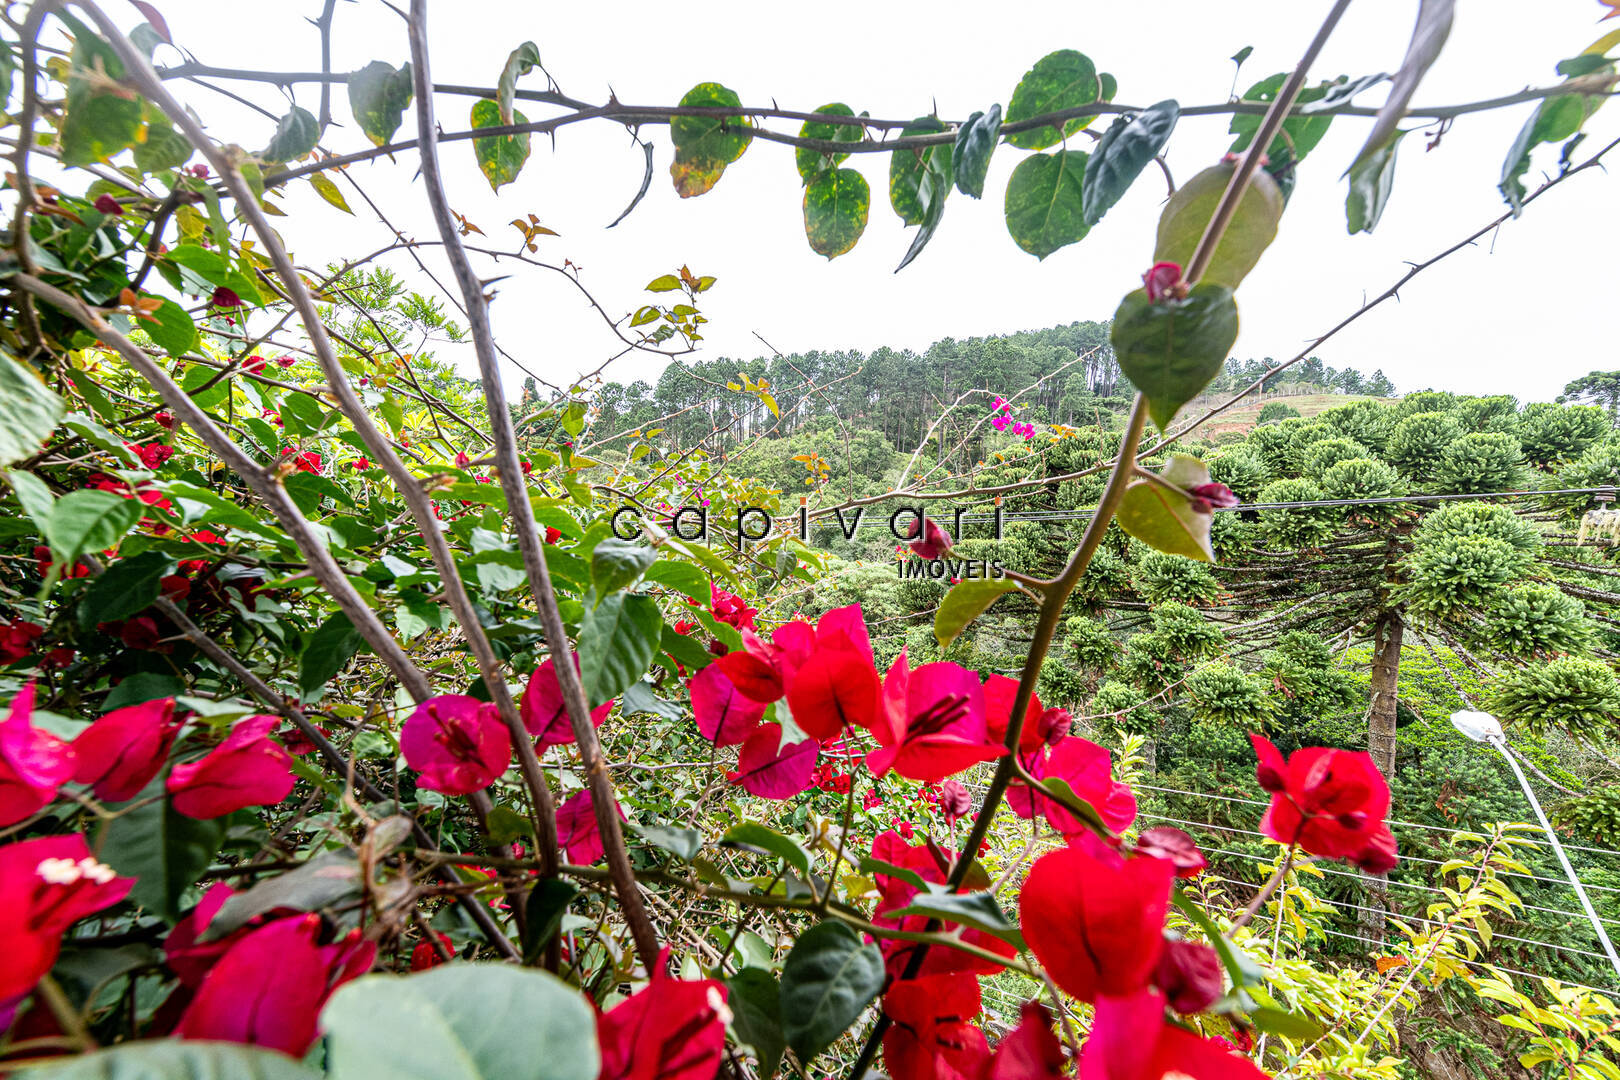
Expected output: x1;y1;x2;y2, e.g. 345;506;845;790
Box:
1;2;1618;1080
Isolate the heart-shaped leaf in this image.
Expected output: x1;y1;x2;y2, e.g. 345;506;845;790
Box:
1110;283;1239;432
1115;454;1218;562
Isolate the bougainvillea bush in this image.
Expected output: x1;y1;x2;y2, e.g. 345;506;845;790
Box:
1;1;1617;1078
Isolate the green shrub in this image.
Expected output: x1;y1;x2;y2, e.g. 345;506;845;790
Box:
1319;457;1407;522
1486;656;1620;738
1132;550;1220;606
1065;616;1119;670
1185;661;1277;728
1255;477;1339;549
1256;401;1300;425
1387;410;1463;482
1303;437;1371;478
1432;431;1524;494
1520;402;1610;467
1090;680;1162;737
1318;398;1392;451
1486;583;1592;658
1206;447;1268;500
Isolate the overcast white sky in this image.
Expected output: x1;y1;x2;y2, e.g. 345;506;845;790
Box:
121;0;1618;403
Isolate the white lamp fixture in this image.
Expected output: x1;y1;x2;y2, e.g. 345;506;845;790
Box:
1448;710;1620;978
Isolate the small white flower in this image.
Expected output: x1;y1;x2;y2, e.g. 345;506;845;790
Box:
36;857;82;885
706;985;733;1027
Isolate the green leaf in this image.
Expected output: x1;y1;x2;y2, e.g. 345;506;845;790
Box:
670;82;752;198
132;108;193;174
590;538;657;597
348;61;414;147
17;1041;321;1080
895;161;948;273
323;964;599;1080
141;299;199;357
309;173;354;214
1083;100;1179;226
1005;49;1101;150
6;468;54;529
1003;149;1089;259
522;878;578;964
888;890;1024;948
44;489;143;562
1116;454;1218;562
279;392;328;439
177;362;227;413
779;921;885;1064
1171;885;1264;989
934;577;1018;649
888;116;951;226
299;612;367;698
1251;1005;1324;1041
661;626;714;671
1111;283;1239;434
803;167;869;259
578;592;662;703
727;968;786;1078
99;777;229;922
102;672;184;712
1350;0;1454;171
78;550;173;626
952;105;1001;199
630;820;703;861
1346;129;1405;235
1499;78;1606;214
1229;73;1336;163
262;105;319;163
470;98;531;192
795;102;862;182
58;17;143;166
621;680;684;721
645;274;683;292
0;352;66;467
721;821;810;876
497;42;542;125
206;852;362;940
642;558;708;603
1153;162;1283;289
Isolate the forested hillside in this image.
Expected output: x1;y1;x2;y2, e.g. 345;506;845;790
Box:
573;322;1396;500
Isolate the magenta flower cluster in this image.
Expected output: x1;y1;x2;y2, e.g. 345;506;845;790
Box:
989;396;1035;439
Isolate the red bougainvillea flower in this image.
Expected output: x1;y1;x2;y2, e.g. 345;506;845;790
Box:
521;656;614;748
176;914;373;1057
544;526;563;544
1154;938;1224;1014
119;615;165;651
728;723;817;799
0;683;77;826
1141;260;1183;302
93;194;124;215
1082;989;1268;1080
709;585;757;630
1008;735;1137;836
1250;734;1398;873
410;932;455;970
939;778;972;825
274;355;295;369
278;447;322;474
1020;843;1172;1002
556;787;627;864
783;605;881;741
906;516;953;560
0;834;133;1013
689;662;765;747
167;714;296;818
210;286;242;309
870;830;1016;978
400;695;510;796
882;973;988;1080
596;947;729;1080
349;457;372;472
1188;481;1240;514
154;410;176;429
985;1001;1065;1080
1136;826;1208;878
0;619;46;664
982;675;1044;752
164;882;244;988
867;653;1004;783
72;696;182;801
1134;829;1211;880
126;441;175;469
